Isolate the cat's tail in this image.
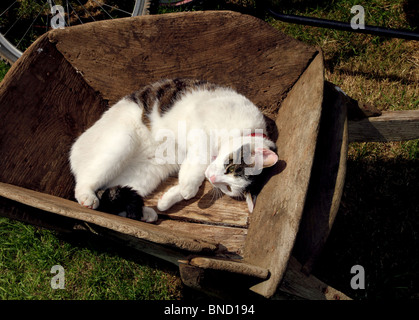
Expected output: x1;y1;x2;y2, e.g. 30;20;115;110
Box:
96;186;158;223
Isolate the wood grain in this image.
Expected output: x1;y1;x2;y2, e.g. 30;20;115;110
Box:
0;11;334;299
189;257;269;279
144;177;249;228
348;110;419;142
48;11;318;118
293;81;348;274
156;219;247;256
278;257;351;300
0;182;217;253
243;53;324;298
0;35;107;199
0;10;317;219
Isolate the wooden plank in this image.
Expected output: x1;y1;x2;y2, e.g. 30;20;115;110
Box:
48;11;318;118
348;110;419;142
277;256;351;300
178;261;269;299
102;230;189;267
0;34;107;199
178;255;351;300
189;257;269;279
243;53;324;298
144;178;249;228
0;182;218;253
156;219;247;257
293;81;348;274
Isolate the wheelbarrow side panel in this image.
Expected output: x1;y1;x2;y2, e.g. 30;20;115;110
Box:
0;34;107;199
47;11;318;118
293;82;349;274
244;53;324;298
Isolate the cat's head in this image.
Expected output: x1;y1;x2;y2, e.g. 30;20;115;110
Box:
205;133;278;213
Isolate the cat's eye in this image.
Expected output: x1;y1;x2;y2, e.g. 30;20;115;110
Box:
226;165;235;174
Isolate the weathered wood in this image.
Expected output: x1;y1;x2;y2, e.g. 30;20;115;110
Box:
48;11;318;118
293;81;348;274
145;178;249;228
102;230;188;267
189;257;269;279
278;257;351;300
0;10;318;225
177;261;267;299
348;110;419;142
178;255;350;300
341;87;382;120
0;35;107;199
0;182;217;253
0;193;82;235
0;11;350;299
156;219;246;257
243;53;324;298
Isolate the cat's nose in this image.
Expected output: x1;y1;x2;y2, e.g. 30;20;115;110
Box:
209;175;217;184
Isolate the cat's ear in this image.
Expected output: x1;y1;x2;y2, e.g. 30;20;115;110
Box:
255;148;278;168
245;192;257;213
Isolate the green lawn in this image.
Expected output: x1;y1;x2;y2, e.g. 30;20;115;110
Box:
0;0;418;300
0;217;182;299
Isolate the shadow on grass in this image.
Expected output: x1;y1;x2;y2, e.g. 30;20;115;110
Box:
56;228;214;300
314;157;419;300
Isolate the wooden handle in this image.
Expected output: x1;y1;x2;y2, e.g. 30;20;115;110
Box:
348;110;419;142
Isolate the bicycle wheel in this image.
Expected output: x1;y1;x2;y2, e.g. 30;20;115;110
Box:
0;0;150;64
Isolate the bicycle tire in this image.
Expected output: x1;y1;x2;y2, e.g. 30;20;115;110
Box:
0;33;22;64
133;0;151;16
0;0;150;64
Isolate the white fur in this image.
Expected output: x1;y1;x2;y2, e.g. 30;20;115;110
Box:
70;86;277;220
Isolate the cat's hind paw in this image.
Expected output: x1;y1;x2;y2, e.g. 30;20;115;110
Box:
141;207;158;223
77;193;99;210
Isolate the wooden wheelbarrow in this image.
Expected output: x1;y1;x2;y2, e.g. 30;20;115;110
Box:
0;11;417;300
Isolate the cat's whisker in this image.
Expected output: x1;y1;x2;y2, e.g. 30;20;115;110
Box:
209;186;223;202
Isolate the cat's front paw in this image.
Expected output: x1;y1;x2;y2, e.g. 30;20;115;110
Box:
180;184;199;200
77;193;99;210
157;196;173;212
157;185;183;211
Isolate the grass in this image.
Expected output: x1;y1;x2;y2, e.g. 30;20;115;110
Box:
0;217;183;299
266;0;418;299
0;0;418;300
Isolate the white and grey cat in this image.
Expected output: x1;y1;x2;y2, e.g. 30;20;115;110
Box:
70;79;278;223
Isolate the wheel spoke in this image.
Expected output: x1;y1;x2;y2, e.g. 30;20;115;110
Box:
0;0;144;63
101;3;131;16
67;1;83;25
16;2;49;49
91;0;113;20
74;0;96;22
0;1;19;18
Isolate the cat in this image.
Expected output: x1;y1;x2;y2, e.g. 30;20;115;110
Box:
69;78;278;223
